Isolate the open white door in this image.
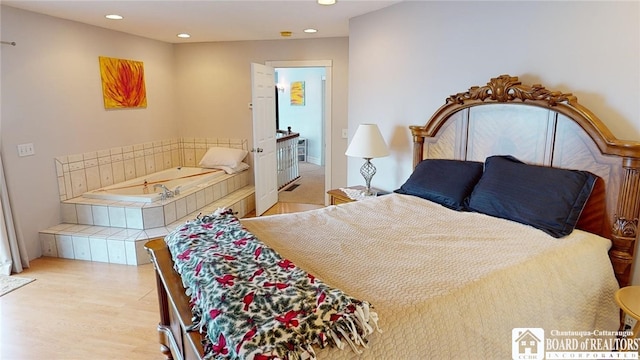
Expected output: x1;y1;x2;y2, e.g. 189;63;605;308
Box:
251;63;278;215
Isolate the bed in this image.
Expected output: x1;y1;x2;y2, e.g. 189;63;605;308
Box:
145;74;640;359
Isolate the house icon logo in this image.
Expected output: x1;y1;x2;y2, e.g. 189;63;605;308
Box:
512;328;544;360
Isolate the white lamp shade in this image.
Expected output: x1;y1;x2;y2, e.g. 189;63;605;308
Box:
345;123;390;159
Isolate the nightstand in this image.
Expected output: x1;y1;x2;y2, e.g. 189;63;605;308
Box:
614;286;640;340
327;185;389;205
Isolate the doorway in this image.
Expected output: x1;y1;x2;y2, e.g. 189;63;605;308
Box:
266;60;332;205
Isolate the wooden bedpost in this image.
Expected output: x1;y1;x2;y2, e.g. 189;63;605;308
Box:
146;240;176;360
610;157;640;287
410;127;425;168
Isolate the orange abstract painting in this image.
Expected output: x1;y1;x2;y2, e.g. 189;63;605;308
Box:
99;56;147;109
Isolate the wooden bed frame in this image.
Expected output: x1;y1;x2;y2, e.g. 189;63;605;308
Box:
145;74;640;360
410;74;640;288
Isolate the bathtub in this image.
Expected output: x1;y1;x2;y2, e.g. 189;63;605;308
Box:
83;167;225;203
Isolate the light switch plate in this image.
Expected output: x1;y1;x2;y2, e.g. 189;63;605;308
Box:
17;143;35;157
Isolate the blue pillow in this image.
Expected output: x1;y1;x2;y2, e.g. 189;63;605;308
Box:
466;155;597;238
395;159;484;210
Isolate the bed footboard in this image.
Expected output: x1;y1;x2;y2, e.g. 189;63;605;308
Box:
145;238;204;360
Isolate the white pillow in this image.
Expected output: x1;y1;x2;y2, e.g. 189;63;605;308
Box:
199;147;248;168
209;162;250;174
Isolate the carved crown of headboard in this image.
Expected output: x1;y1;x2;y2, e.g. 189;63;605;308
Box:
410;74;640;287
447;74;575;105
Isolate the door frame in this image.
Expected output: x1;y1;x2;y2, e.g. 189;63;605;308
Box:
266;60;332;204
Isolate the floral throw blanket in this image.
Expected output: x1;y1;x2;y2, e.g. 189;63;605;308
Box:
165;209;380;359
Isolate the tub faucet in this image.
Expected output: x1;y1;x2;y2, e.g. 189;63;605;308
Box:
153;184;174;199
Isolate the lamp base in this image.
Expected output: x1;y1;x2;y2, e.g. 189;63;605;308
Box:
362;189;378;197
360;158;377;196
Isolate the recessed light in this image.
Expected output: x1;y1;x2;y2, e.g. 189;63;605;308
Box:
304;28;318;34
105;14;123;20
177;33;191;39
317;0;336;5
280;31;292;37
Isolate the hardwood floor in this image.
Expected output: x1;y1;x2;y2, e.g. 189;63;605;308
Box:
0;202;321;360
261;202;324;215
244;201;324;217
0;257;163;360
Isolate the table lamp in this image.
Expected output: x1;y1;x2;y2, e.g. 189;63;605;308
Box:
345;123;390;196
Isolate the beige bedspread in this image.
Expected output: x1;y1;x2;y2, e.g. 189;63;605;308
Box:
240;193;619;359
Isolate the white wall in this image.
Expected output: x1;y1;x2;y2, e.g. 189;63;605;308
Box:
0;6;177;260
348;1;639;191
276;67;325;165
348;1;640;283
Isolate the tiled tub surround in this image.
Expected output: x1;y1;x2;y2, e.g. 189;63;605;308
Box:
55;137;248;201
59;170;251;230
39;185;255;265
40;138;256;265
83;167;227;203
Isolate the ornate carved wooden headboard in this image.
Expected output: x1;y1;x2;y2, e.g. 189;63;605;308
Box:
410;74;640;287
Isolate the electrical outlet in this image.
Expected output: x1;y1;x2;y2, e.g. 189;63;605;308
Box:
623;313;637;332
342;129;348;139
17;143;35;157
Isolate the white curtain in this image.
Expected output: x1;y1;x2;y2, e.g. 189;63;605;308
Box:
0;152;29;275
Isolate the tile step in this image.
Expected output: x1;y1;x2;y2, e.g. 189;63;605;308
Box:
38;186;255;265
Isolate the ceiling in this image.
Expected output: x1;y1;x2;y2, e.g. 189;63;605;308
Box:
1;0;401;43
